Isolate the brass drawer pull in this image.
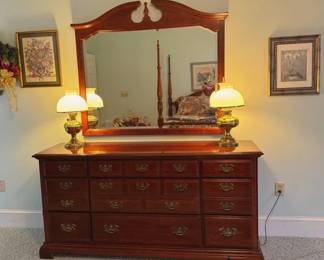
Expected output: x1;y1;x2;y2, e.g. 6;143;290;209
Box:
59;181;73;190
165;201;179;211
173;163;186;173
219;163;235;173
136;181;150;191
219;201;235;211
57;164;71;173
104;224;120;234
99;181;113;190
173;183;188;192
98;163;112;173
60;199;75;208
135;163;149;173
61;223;77;233
109;201;123;209
218;183;235;192
171;226;188;236
219;227;238;238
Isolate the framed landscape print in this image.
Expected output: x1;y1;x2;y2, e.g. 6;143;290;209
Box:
269;35;320;95
191;61;217;91
16;30;61;87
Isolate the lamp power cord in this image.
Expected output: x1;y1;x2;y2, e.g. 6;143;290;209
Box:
261;190;282;246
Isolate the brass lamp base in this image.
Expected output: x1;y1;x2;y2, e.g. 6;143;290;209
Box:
217;110;239;147
64;112;83;149
88;109;98;129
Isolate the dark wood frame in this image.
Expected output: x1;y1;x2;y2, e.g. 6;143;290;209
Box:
269;34;320;96
71;0;227;136
16;30;61;87
191;61;217;91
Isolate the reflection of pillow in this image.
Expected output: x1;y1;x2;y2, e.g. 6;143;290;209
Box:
176;94;214;116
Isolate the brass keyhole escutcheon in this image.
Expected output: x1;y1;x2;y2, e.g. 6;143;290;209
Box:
173;163;186;173
135;163;149;173
99;163;112;173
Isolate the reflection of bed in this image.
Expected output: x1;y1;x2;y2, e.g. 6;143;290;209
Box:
164;55;217;127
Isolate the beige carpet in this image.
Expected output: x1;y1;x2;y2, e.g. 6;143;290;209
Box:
0;228;324;260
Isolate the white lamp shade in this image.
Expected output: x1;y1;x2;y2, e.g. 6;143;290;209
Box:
86;88;104;108
210;85;245;108
56;92;88;113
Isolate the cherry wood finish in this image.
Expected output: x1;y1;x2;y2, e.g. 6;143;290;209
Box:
34;141;264;259
71;0;227;136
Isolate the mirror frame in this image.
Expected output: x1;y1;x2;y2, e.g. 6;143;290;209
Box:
71;0;228;136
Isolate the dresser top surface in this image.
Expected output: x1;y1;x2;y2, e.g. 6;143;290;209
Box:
33;140;263;159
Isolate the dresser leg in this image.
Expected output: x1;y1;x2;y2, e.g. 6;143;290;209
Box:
39;246;53;259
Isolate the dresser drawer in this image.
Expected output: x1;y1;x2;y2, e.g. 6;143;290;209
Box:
204;216;256;249
43;161;87;177
124;160;160;177
202;160;252;178
46;179;88;194
163;179;199;197
202;180;252;197
126;179;161;196
146;198;200;214
89;160;122;177
161;160;199;178
92;197;144;212
203;198;252;215
91;179;124;196
93;214;202;246
47;195;89;211
47;213;91;242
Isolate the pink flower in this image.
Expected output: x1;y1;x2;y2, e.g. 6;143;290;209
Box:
10;64;19;77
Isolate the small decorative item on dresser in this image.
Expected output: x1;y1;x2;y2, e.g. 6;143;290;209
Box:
56;91;88;149
16;30;61;87
269;34;320;95
86;88;104;129
0;41;20;112
210;83;245;147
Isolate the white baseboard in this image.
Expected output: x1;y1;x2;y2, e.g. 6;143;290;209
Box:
0;209;43;228
1;210;324;238
259;216;324;238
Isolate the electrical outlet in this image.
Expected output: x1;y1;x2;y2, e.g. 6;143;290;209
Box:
0;180;6;192
275;182;284;196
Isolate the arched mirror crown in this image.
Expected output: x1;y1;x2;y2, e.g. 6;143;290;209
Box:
71;0;228;136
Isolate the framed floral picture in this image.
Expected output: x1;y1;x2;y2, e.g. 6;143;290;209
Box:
269;35;320;95
191;61;217;91
16;30;61;87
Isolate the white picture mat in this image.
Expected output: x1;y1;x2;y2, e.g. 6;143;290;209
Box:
276;42;313;89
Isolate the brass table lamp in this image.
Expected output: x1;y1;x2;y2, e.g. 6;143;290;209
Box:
210;84;245;147
56;92;88;149
86;88;104;129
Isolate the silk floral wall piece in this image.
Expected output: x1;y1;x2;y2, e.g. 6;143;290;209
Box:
0;41;20;112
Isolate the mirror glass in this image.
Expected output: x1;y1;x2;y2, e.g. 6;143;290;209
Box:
83;26;217;129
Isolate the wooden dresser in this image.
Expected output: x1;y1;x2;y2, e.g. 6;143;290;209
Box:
33;141;264;260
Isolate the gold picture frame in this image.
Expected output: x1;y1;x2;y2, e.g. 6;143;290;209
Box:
16;30;61;87
269;35;320;95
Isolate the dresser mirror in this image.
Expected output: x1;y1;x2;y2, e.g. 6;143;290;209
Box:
72;0;228;136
